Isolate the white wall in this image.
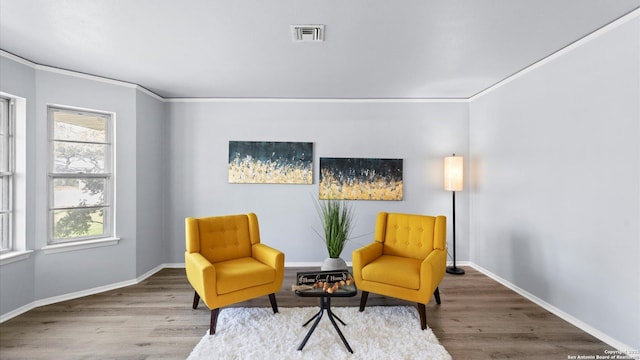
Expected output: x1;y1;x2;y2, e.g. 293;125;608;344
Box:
0;54;472;320
135;91;168;276
2;10;637;352
0;56;36;315
469;17;640;350
0;54;169;316
166;101;470;264
33;70;139;298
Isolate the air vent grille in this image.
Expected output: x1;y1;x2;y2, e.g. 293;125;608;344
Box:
291;25;325;42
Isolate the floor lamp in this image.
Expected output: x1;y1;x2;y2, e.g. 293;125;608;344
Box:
444;154;465;275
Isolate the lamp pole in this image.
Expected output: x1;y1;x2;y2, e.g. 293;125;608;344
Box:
446;189;464;274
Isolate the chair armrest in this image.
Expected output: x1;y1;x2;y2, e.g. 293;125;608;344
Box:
419;249;447;292
185;252;217;303
352;242;383;282
252;243;284;271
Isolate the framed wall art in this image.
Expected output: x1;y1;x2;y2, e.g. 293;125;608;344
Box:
228;141;313;184
319;157;403;200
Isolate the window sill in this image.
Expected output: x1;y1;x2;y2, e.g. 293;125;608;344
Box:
42;237;120;255
0;250;34;266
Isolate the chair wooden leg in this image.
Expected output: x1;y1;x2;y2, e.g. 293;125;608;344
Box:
268;293;279;313
359;291;369;312
417;303;427;330
434;287;441;305
209;308;220;335
192;291;200;309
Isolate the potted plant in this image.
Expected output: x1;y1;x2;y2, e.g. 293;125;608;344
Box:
314;198;355;271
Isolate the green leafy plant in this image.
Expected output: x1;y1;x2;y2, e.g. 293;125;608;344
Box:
314;198;355;258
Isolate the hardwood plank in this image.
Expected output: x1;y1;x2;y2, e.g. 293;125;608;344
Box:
0;267;614;359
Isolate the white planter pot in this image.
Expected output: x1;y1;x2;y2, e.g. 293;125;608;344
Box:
321;257;348;271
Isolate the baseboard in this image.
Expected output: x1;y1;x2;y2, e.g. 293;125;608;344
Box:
467;263;635;353
0;262;328;323
2;260;634;353
446;260;472;267
0;303;37;324
0;263;172;323
285;261;322;267
285;261;359;268
163;262;333;268
162;262;186;269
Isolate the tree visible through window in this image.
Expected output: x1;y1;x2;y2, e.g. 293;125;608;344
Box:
48;107;114;244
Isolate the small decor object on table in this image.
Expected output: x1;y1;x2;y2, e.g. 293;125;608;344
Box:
293;270;357;353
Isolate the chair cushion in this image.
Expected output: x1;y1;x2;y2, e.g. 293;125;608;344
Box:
215;257;276;295
198;215;253;263
383;213;436;260
361;255;421;290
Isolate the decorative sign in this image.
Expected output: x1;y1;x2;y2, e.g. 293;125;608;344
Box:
294;271;356;295
297;271;351;285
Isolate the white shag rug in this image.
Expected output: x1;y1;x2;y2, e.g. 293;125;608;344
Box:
187;306;451;360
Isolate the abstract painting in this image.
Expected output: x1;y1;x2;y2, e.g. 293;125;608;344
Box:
319;157;403;200
228;141;313;184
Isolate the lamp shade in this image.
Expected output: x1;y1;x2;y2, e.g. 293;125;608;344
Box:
444;155;463;191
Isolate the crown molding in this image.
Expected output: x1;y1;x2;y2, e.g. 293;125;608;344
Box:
163;97;469;103
3;7;638;104
470;7;640;101
0;50;34;68
0;50;164;102
1;50;466;103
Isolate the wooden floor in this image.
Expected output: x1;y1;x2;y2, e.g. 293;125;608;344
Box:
0;267;612;359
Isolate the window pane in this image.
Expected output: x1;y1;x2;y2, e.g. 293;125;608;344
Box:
0;176;8;210
0;98;7;135
53;142;106;173
53;112;106;143
52;208;105;241
1;97;10;251
53;178;105;208
0;213;8;251
0;135;8;172
0;98;8;173
48;106;113;245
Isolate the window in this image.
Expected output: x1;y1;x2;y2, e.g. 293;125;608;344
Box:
0;97;13;254
48;106;114;245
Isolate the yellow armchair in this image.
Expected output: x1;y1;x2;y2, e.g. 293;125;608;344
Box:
352;212;447;330
185;213;285;334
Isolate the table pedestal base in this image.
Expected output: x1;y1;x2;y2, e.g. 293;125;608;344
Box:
297;296;353;353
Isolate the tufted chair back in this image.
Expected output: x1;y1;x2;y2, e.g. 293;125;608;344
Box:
375;212;446;260
185;212;284;335
352;211;447;330
185;213;261;263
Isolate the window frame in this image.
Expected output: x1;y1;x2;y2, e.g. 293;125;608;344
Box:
0;96;14;254
47;106;115;246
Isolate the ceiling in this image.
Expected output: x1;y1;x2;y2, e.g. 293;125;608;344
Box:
1;1;639;99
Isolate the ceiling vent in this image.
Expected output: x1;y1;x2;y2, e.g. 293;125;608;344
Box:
291;25;325;42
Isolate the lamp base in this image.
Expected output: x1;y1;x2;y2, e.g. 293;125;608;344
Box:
446;266;465;275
